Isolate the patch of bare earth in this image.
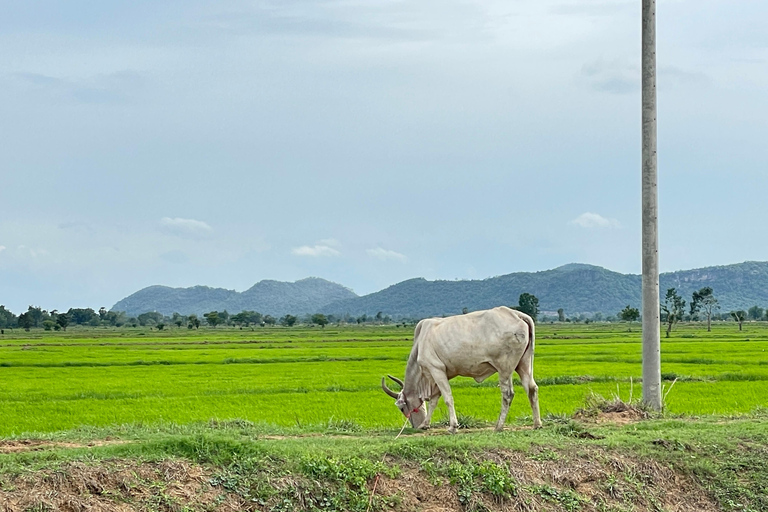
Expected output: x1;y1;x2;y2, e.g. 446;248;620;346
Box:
373;447;717;512
0;439;128;454
0;447;718;512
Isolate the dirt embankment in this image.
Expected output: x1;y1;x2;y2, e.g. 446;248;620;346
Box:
0;443;718;512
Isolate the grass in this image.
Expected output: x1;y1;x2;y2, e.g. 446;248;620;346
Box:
0;322;767;435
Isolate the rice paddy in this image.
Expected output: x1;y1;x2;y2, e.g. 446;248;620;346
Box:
0;321;766;435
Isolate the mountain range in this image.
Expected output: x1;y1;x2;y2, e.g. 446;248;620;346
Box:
111;261;768;318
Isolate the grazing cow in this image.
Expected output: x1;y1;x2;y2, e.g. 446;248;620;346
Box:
381;306;541;433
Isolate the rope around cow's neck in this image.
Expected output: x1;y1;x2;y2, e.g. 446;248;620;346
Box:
366;417;411;512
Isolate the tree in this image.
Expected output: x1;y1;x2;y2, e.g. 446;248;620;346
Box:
203;311;221;328
188;314;200;329
137;311;163;327
0;306;17;329
67;308;97;325
747;305;764;321
557;308;565;322
280;314;297;327
263;315;276;326
619;305;640;323
661;288;685;338
311;313;329;328
55;312;69;331
18;312;32;331
730;310;746;331
26;306;46;328
517;293;539;321
690;287;719;332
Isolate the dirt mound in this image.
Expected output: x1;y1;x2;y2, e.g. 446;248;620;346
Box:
0;446;719;512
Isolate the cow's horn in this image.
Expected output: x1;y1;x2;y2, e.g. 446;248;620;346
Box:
387;374;405;388
381;376;399;398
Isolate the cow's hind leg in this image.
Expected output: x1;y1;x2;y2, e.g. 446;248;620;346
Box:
516;354;542;429
496;372;515;432
429;370;458;434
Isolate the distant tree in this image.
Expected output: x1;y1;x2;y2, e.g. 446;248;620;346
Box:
67;308;97;325
661;288;686;338
137;311;163;327
0;306;17;329
171;312;185;328
280;314;297;327
462;307;468;315
690;287;719;332
619;305;640;323
156;323;165;330
375;311;383;323
730;310;746;331
188;314;200;329
43;320;55;331
517;293;539;321
557;308;565;322
99;307;108;320
593;312;603;322
203;311;221;328
55;312;69;331
263;315;276;326
311;313;329;328
219;310;230;326
747;305;764;321
18;312;32;331
26;306;46;328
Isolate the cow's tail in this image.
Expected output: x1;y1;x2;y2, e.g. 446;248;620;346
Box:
521;314;535;364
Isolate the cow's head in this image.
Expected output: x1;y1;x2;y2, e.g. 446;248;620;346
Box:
381;374;426;428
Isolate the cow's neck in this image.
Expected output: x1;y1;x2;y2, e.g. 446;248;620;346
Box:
403;344;423;398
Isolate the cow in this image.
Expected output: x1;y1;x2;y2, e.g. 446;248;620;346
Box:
381;306;541;433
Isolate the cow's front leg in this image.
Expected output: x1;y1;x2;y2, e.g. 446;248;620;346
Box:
418;393;441;429
430;371;458;434
496;374;514;432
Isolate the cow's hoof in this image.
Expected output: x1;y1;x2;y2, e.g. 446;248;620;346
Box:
494;425;504;433
533;422;543;430
417;422;431;430
447;426;457;435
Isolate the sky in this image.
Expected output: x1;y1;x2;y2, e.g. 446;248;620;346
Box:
1;0;766;313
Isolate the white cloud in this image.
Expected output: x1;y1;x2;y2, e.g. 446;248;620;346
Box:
0;245;5;253
317;238;341;248
159;217;213;238
367;247;407;263
292;244;341;257
569;212;621;228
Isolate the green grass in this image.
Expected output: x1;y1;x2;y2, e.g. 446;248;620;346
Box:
0;322;766;435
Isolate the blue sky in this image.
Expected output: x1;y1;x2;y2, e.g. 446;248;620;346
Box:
1;0;766;313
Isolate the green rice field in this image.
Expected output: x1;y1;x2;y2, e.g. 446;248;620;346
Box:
1;322;767;435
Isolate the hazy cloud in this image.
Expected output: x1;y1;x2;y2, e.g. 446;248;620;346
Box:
159;217;213;238
0;245;6;253
569;212;621;228
9;70;145;105
580;58;639;94
292;243;341;257
367;247;407;263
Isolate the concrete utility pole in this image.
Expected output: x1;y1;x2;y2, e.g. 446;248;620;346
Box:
641;0;662;410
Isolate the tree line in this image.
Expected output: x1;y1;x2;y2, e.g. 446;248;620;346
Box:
2;287;765;333
0;305;402;331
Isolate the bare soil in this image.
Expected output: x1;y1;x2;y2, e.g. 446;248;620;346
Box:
0;443;718;512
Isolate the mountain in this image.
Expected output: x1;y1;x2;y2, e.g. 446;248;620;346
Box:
111;278;357;317
112;261;768;318
321;261;768;318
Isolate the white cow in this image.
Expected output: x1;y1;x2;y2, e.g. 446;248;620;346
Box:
381;306;541;433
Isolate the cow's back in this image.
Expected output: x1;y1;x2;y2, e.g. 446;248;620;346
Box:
415;307;531;379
